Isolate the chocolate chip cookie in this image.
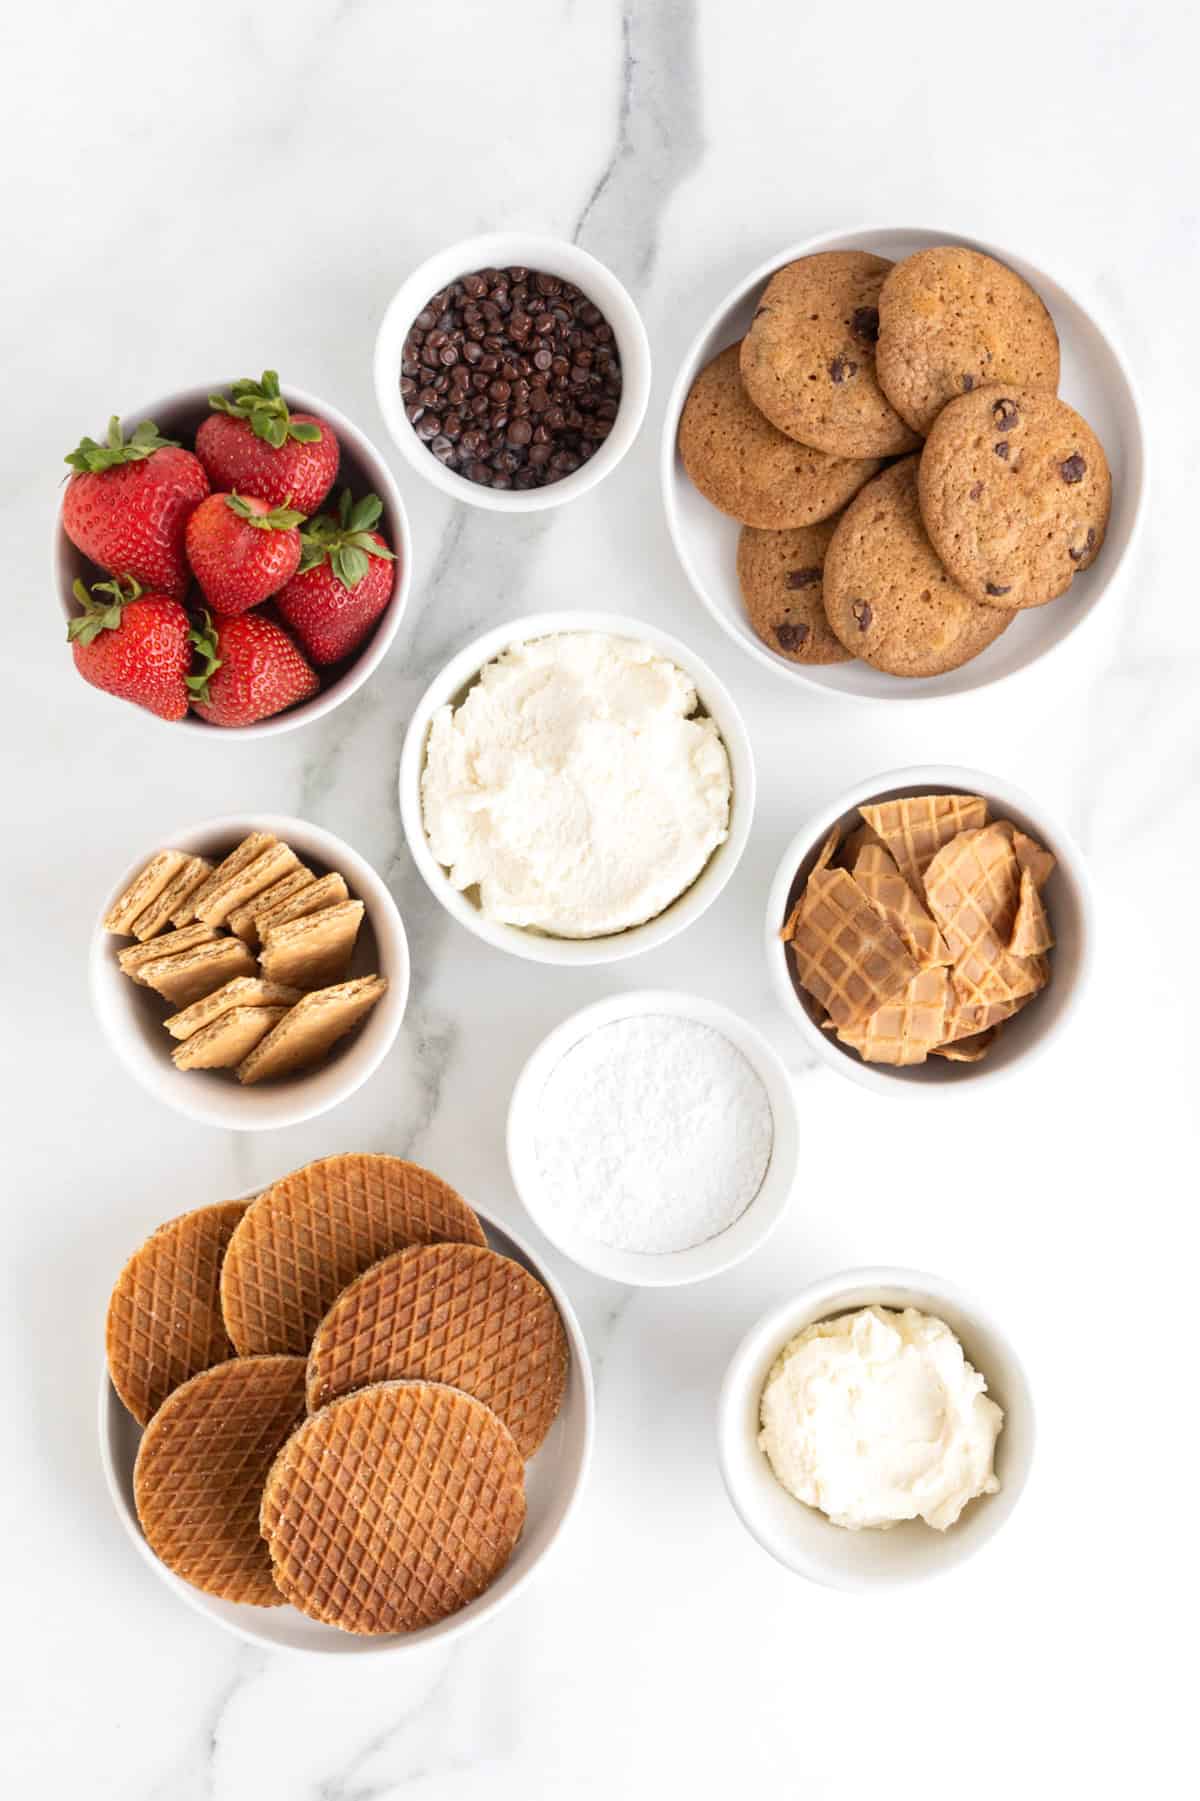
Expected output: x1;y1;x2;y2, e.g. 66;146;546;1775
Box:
823;458;1011;676
877;246;1060;436
678;344;882;528
739;253;921;459
736;517;851;665
918;386;1111;608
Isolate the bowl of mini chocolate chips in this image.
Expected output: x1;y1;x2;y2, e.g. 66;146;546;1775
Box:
374;233;651;512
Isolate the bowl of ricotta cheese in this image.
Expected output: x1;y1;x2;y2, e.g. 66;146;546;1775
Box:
398;612;755;963
717;1266;1034;1588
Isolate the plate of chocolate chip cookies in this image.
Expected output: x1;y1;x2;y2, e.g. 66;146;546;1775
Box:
661;227;1145;701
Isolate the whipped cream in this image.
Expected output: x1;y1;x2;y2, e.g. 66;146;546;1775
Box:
758;1305;1003;1531
421;633;732;938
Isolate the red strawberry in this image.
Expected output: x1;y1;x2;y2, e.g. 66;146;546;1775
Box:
275;489;397;665
67;576;191;721
196;371;339;513
62;418;209;600
185;492;304;614
187;610;319;728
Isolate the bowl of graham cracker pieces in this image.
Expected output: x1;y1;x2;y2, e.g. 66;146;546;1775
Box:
90;814;409;1129
765;765;1095;1091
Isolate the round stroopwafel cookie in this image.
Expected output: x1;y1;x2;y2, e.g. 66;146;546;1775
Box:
133;1356;307;1606
107;1198;248;1425
220;1155;486;1357
306;1243;569;1458
262;1380;526;1635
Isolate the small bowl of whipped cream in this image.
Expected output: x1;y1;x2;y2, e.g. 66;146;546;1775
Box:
717;1268;1034;1587
398;612;755;964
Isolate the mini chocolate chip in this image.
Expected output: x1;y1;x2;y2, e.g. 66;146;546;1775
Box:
786;568;821;589
985;582;1011;597
1060;453;1086;484
851;306;879;344
994;441;1010;460
851;599;873;631
961;373;974;391
1068;526;1098;563
775;621;809;651
969;481;984;500
829;356;858;384
992;397;1019;431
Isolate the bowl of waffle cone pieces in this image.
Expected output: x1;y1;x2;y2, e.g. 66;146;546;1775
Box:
98;1153;593;1654
90;815;409;1130
766;766;1094;1090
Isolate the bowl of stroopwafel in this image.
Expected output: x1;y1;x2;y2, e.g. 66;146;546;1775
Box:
98;1153;594;1653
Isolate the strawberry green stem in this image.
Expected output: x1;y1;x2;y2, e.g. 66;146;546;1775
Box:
297;489;395;590
67;575;144;645
186;612;224;703
226;493;306;531
64;417;178;473
208;370;322;450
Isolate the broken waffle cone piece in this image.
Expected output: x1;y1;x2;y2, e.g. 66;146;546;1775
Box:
260;1379;526;1635
118;922;220;982
837;966;949;1065
163;976;303;1041
171;1005;292;1071
860;794;988;892
853;842;950;969
220;1152;486;1357
788;866;920;1027
136;936;258;1007
134;1356;307;1606
1008;866;1055;957
932;1027;997;1062
259;898;365;990
306;1242;569;1458
235;973;386;1084
106;1198;249;1426
103;850;191;936
924;824;1041;1007
997;824;1057;890
129;856;214;941
813;826;841;875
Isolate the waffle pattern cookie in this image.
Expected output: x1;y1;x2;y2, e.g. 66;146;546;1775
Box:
220;1154;486;1356
106;1198;249;1425
859;793;988;892
133;1355;307;1606
306;1243;569;1458
261;1380;526;1634
787;866;919;1029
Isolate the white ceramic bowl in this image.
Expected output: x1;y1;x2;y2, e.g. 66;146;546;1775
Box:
374;233;651;513
56;380;413;738
507;989;799;1286
90;813;409;1130
765;764;1094;1093
398;611;755;965
99;1193;594;1654
661;225;1146;701
717;1267;1034;1590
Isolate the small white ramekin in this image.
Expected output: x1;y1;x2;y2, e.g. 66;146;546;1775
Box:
507;990;799;1286
373;233;651;513
661;224;1146;702
99;1193;594;1655
765;764;1095;1093
56;381;412;739
398;611;755;966
90;813;409;1131
717;1267;1035;1590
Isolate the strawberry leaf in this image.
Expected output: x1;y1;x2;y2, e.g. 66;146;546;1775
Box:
331;545;371;589
67;574;143;644
226;493;305;531
186;613;223;702
207;370;322;450
296;489;394;589
64;416;178;473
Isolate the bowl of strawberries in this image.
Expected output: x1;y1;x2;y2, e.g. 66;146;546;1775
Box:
55;372;412;735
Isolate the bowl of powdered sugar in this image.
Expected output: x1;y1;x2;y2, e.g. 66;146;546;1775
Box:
506;990;800;1286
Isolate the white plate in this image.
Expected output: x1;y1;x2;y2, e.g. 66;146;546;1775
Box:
660;225;1146;702
99;1197;594;1655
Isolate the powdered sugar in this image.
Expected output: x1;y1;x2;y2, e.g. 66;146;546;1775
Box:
532;1015;774;1254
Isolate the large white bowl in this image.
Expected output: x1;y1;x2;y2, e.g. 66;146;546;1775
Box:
507;989;799;1286
99;1194;594;1654
765;764;1095;1093
374;233;651;514
398;611;756;965
661;225;1146;702
90;813;410;1131
56;380;413;738
717;1267;1035;1590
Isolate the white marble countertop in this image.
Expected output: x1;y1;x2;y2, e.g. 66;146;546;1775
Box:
6;1;1194;1793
